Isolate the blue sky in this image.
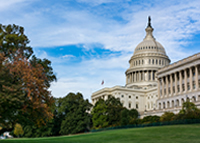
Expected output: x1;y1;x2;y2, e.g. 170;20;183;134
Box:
1;0;200;101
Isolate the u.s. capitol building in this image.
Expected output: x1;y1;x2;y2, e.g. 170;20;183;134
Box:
91;17;200;118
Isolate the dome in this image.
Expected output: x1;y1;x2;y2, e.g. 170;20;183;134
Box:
125;16;171;88
133;18;166;56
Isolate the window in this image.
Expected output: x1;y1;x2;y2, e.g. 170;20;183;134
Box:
136;104;138;109
187;83;190;90
129;103;131;108
152;59;154;64
129;96;131;98
193;82;195;89
182;84;185;91
121;95;124;98
136;96;138;99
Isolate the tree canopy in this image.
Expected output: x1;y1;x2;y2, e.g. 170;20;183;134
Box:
0;24;56;129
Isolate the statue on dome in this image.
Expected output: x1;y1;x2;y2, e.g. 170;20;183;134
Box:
148;16;151;27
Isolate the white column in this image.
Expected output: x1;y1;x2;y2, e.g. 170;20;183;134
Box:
151;71;153;81
147;71;149;81
179;71;182;94
142;71;144;81
189;67;193;91
139;71;141;81
170;74;173;96
175;72;178;95
134;71;137;82
184;69;187;92
162;77;164;98
158;78;161;98
166;76;169;97
195;65;199;90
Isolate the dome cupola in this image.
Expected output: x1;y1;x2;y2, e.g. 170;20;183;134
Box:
125;16;171;88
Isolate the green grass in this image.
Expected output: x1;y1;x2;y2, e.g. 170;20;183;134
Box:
1;124;200;143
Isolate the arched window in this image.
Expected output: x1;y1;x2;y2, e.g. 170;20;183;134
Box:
136;61;137;65
159;60;161;65
152;59;154;64
134;61;135;66
149;59;151;64
156;59;158;65
142;59;144;64
139;60;140;65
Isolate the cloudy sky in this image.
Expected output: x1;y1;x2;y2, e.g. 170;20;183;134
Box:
1;0;200;101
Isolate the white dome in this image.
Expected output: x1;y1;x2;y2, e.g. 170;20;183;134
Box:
133;23;166;56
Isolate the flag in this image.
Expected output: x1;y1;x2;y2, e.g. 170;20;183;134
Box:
101;80;104;85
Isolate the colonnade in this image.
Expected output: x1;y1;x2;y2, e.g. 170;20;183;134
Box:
126;70;156;84
158;95;200;110
158;65;200;98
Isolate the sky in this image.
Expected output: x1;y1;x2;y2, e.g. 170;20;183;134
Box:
1;0;200;101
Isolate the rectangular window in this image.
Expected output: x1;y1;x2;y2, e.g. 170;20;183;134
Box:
136;104;138;109
187;83;190;90
129;103;131;108
182;84;185;91
193;82;196;89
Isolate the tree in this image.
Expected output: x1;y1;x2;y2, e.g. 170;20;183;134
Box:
92;96;130;128
14;123;24;137
0;24;56;128
179;100;200;119
160;112;175;122
105;96;124;126
59;93;92;135
91;99;109;129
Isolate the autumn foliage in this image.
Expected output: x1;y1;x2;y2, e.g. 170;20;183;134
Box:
0;24;55;128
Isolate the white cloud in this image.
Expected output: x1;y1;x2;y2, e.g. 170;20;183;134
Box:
62;55;75;58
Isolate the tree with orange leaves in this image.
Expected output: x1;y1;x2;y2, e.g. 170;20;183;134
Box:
0;24;56;129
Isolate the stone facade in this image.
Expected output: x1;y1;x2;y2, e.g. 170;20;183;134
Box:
91;17;200;118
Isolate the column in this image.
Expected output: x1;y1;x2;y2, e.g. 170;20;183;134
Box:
142;71;144;81
131;72;133;83
147;71;149;81
166;76;169;97
195;65;199;90
179;71;182;94
175;72;178;95
143;71;145;81
162;77;164;97
189;67;193;91
170;74;173;96
134;71;136;82
139;71;141;81
158;78;161;98
126;75;128;84
184;69;187;92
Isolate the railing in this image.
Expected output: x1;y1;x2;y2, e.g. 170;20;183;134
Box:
90;119;200;133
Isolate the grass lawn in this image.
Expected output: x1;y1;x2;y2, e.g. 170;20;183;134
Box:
1;124;200;143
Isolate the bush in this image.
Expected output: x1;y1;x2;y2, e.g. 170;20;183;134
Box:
14;123;24;137
160;112;175;122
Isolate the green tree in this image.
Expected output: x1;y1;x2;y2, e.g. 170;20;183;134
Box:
91;99;109;129
179;99;200;119
14;123;24;137
160;112;175;122
59;92;92;135
105;96;124;126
